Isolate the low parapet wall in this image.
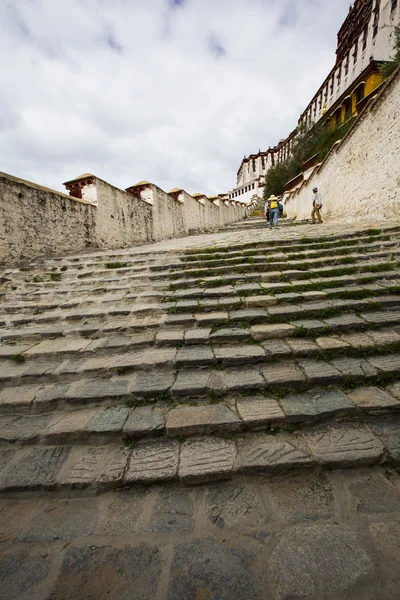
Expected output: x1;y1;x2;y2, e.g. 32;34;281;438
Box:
283;67;400;223
0;172;247;265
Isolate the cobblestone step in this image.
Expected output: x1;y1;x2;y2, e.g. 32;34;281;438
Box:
0;383;400;447
0;414;399;492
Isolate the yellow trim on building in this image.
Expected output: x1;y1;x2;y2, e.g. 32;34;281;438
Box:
365;72;383;96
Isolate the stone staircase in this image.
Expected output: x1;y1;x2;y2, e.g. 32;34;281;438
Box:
0;223;400;492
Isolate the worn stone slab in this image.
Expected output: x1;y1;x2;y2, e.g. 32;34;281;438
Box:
213;344;265;365
349;473;400;514
368;328;400;345
230;309;266;322
237;396;285;429
209;327;251;343
340;332;374;349
268;304;303;317
268;524;372;599
261;339;291;357
304;423;385;467
281;389;356;422
172;369;212;397
88;407;130;433
179;437;237;483
220;367;265;392
367;354;400;374
251;323;295;340
245;295;277;308
0;384;42;411
205;481;269;528
145;487;194;533
266;471;334;522
0;413;52;443
19;498;99;542
0;547;55;600
155;329;185;344
362;309;400;324
167;538;262;600
61;446;126;488
50;543;162;600
324;314;367;329
286;338;319;356
131;370;174;397
184;327;211;344
331;357;378;378
95;489;148;535
301;290;328;300
368;417;400;463
316;336;350;351
298;359;342;384
123;406;165;437
348;386;400;412
110;347;177;369
44;409;98;442
0;499;39;543
0;446;70;491
194;311;228;324
236;433;313;472
125;439;179;483
0;343;34;358
167;405;241;437
176;345;215;366
65;377;131;402
24;338;91;355
261;362;306;386
290;318;326;331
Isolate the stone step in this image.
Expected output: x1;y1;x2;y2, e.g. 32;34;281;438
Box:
1;382;400;447
0;414;398;491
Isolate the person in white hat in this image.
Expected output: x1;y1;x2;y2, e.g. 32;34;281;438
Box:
265;194;280;228
311;187;323;224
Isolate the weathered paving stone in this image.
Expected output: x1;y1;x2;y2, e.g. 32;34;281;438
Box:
0;499;38;543
19;498;99;541
65;377;131;403
131;370;174;397
0;547;54;600
280;389;356;422
0;448;16;474
88;407;130;433
251;323;295;340
340;332;374;349
44;409;98;442
236;396;285;429
291;318;326;331
368;328;400;345
167;405;241;437
61;446;128;488
155;329;185;344
220;367;265;392
0;413;52;443
367;354;400;373
230;309;266;322
123;406;165;437
349;473;400;514
213;344;266;365
348;386;400;412
51;543;163;600
304;423;385;467
95;489;148;535
0;384;42;411
176;345;215;366
286;338;319;356
369;521;400;562
172;369;212;397
331;357;378;378
209;327;251;343
266;471;334;522
245;295;277;308
261;339;291;357
261;362;306;386
0;446;69;491
316;336;350;351
179;437;237;483
268;524;372;599
237;433;313;472
24;337;91;355
167;539;262;600
362;309;400;324
368;417;400;463
324;313;367;329
195;311;228;324
298;359;342;384
145;487;194;532
125;439;179;483
184;327;211;344
0;343;34;357
205;481;269;528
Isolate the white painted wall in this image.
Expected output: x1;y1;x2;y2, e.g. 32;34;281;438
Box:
284;68;400;223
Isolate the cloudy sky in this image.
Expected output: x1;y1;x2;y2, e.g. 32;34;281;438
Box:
1;0;351;195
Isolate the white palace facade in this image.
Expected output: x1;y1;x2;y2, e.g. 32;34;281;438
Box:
228;0;400;204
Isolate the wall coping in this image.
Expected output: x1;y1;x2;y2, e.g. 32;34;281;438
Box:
0;171;91;204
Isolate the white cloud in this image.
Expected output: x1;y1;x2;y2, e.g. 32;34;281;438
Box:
0;0;351;195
